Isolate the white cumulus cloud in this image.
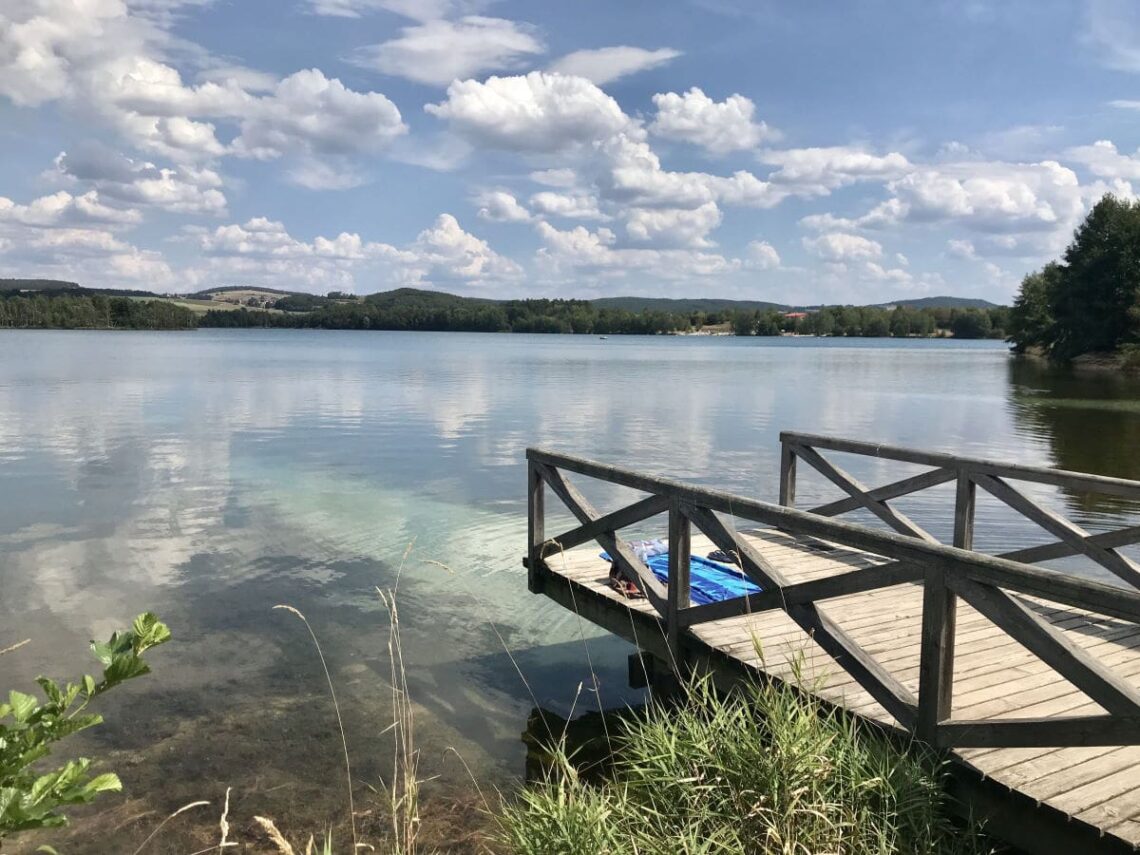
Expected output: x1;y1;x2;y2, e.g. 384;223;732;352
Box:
475;190;532;222
803;232;883;261
426;72;633;152
746;240;780;269
650;88;775;154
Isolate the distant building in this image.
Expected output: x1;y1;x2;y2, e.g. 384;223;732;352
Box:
783;311;808;320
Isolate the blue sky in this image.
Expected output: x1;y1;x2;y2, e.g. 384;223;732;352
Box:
1;0;1138;303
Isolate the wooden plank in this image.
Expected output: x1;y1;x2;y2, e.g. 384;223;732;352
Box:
951;577;1140;717
1032;747;1140;801
975;472;1140;590
790;443;939;543
543;494;670;555
1047;757;1140;820
810;466;956;517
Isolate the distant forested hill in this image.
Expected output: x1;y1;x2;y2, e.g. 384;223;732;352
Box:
868;296;999;310
591;296;788;313
190;285;299;297
594;295;999;314
0;278;80;292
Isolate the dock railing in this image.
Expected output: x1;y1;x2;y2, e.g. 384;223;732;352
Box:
526;439;1140;749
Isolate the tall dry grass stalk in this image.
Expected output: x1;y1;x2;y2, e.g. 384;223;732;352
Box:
273;604;358;852
0;638;30;657
376;588;422;855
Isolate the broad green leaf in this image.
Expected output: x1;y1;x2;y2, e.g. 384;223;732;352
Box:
102;655;150;685
90;641;114;668
8;691;37;724
83;773;121;794
35;678;62;708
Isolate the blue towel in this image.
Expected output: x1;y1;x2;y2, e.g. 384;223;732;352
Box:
601;550;762;606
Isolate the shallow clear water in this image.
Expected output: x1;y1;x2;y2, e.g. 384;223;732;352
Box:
1;330;1138;851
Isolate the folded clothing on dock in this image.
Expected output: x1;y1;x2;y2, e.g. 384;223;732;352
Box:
601;546;762;605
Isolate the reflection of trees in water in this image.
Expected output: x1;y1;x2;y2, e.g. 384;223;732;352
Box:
1007;359;1140;517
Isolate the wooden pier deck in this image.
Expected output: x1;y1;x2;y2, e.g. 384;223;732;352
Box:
525;434;1140;855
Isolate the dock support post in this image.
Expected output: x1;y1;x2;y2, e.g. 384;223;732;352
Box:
666;500;691;675
528;460;545;593
779;443;797;507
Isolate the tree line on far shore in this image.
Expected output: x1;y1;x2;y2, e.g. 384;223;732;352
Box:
201;294;1008;338
0;293;197;330
729;304;1007;339
1008;194;1140;363
0;286;1009;340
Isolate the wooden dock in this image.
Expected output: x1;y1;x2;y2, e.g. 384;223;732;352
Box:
524;434;1140;855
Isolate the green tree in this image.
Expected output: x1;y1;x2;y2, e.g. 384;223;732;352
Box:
730;311;756;336
950;309;992;339
1007;264;1060;353
889;306;911;337
1051;195;1140;360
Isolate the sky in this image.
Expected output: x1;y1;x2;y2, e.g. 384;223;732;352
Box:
1;0;1139;303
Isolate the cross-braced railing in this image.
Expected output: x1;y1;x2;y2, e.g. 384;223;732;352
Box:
779;432;1140;588
526;441;1140;750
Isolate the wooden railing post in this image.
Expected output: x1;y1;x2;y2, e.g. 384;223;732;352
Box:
667;500;692;671
917;471;973;742
954;471;976;550
917;567;955;743
528;460;545;593
779;442;797;507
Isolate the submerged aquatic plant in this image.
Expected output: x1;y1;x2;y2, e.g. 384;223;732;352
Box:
499;672;992;855
0;613;171;839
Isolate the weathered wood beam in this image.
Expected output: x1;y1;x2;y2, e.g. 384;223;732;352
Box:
953;472;976;550
667;501;692;667
789;443;940;543
974;473;1140;590
999;524;1140;565
950;577;1140;717
938;716;1140;748
917;567;956;742
810;466;955;517
779;443;797;507
543;494;670;556
780;431;1140;500
788;602;918;729
528;460;544;594
676;560;924;627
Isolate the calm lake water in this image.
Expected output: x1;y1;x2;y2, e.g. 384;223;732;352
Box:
2;330;1139;851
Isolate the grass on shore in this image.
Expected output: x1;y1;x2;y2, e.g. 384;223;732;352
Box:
498;667;993;855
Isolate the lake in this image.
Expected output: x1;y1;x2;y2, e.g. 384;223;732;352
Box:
2;330;1139;852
